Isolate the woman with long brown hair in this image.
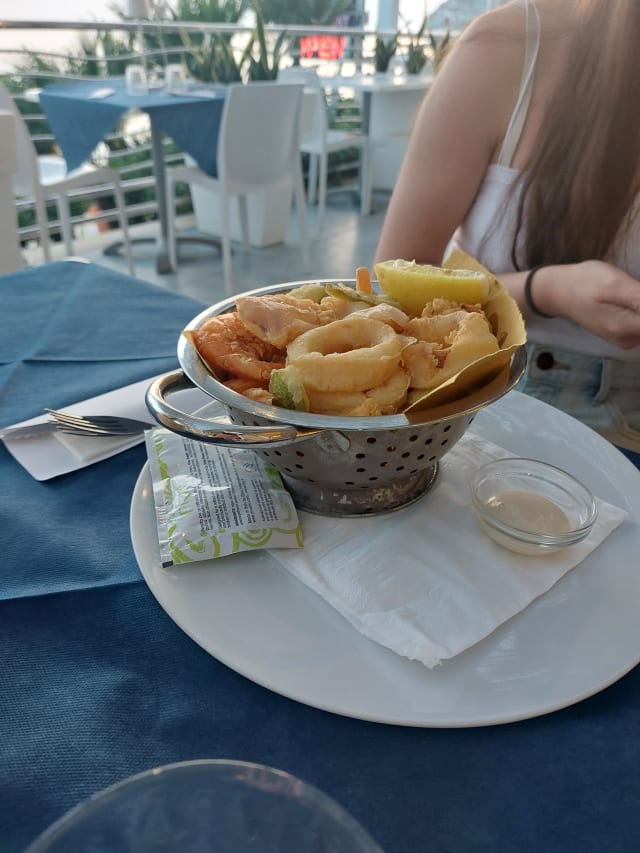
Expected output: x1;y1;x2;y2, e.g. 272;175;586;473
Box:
375;0;640;456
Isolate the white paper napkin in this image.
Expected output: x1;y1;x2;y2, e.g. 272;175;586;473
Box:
2;377;211;481
268;433;629;669
87;87;115;99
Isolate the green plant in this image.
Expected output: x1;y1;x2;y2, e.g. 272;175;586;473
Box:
170;0;249;25
374;33;398;74
428;26;452;73
151;0;249;67
180;1;288;83
404;16;428;75
245;4;289;80
181;30;247;82
77;31;135;77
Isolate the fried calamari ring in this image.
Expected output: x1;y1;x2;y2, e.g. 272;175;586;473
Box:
286;315;411;393
188;313;285;384
358;302;410;331
306;368;410;416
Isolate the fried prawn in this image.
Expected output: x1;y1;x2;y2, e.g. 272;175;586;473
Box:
189;313;285;384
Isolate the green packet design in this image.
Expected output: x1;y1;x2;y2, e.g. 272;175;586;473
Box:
145;427;303;568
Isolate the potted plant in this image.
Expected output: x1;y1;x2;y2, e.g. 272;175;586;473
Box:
245;7;289;80
180;1;288;83
404;16;428;75
180;30;245;82
428;25;452;73
374;33;398;74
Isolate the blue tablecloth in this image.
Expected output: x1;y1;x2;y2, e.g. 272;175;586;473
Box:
39;78;225;177
2;261;640;852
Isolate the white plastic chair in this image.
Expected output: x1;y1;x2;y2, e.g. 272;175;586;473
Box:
0;83;135;275
166;81;310;296
279;67;371;231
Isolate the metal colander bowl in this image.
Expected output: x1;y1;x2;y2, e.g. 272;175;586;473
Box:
146;280;526;517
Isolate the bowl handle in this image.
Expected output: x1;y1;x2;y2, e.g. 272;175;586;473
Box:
145;371;321;447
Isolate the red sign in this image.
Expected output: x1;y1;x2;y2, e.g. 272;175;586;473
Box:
299;35;347;60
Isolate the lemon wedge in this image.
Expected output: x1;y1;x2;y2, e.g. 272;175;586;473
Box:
375;259;491;316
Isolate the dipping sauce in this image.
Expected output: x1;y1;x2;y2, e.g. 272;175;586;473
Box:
484;489;571;535
470;457;597;556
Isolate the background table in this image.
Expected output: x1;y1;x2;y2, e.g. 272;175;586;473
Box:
39;79;226;273
2;260;640;853
321;73;432;193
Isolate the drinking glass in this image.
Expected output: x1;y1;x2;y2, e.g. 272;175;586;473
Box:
24;759;384;852
125;63;148;95
165;63;186;94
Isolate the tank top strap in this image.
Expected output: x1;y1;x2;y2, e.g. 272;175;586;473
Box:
496;0;541;168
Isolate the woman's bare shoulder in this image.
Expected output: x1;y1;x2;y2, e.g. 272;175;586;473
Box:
458;2;528;44
435;3;527;115
448;2;527;87
456;0;571;54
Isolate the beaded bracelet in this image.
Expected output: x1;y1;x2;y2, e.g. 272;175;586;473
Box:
524;266;555;318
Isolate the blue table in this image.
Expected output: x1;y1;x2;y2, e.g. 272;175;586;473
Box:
39;79;226;273
3;261;640;853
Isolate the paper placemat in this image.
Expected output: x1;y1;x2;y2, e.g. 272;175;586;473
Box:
268;433;628;668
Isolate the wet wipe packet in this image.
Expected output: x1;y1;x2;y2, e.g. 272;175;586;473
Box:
145;427;303;568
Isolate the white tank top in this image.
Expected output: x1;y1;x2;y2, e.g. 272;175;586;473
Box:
451;0;640;362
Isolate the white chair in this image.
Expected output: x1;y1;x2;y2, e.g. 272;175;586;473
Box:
0;83;135;275
279;67;371;231
167;81;310;296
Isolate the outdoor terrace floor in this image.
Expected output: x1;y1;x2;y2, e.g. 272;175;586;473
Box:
23;189;391;306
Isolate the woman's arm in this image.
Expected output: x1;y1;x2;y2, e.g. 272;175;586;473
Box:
374;8;526;266
510;262;640;349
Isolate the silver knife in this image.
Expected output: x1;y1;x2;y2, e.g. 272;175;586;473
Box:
0;421;60;441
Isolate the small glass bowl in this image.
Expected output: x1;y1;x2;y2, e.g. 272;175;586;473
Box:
470;457;598;556
24;759;383;853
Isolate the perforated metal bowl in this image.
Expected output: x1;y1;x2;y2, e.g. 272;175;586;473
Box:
146;280;526;516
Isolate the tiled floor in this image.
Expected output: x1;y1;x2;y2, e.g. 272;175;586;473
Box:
29;188;391;306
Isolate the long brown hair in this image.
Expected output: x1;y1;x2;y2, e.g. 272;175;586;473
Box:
512;0;640;269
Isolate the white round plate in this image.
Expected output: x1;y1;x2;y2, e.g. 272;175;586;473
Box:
130;391;640;727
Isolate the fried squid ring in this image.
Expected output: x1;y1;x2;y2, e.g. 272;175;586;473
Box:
306;368;410;416
358;302;410;331
286;315;410;393
187;313;285;384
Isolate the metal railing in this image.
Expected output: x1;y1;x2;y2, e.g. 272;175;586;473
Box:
1;18;447;245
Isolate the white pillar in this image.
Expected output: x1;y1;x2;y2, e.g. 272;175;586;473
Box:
0;111;22;275
376;0;400;30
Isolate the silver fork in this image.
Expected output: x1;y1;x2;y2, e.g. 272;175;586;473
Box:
45;409;154;437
